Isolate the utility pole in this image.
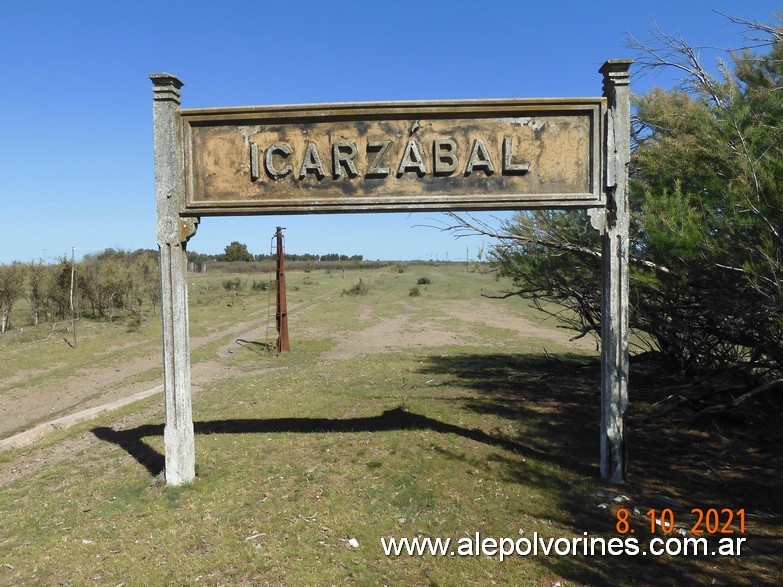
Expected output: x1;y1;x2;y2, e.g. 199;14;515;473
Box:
70;246;77;348
275;227;290;352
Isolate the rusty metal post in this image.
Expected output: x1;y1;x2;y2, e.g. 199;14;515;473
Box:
275;227;290;352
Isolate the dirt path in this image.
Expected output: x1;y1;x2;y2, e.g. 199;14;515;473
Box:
0;313;264;439
0;282;348;441
0;284;594;485
321;298;594;361
1;289;592;445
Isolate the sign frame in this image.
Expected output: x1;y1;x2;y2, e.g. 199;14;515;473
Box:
179;98;605;216
149;60;632;487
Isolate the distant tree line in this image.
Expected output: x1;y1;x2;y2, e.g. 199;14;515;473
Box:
0;248;160;333
186;242;363;265
0;244;368;332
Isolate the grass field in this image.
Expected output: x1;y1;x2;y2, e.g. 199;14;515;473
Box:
0;264;780;586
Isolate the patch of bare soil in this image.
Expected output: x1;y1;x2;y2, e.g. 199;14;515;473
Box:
437;299;596;351
0;287;592;474
321;298;594;361
0;313;265;440
0;284;343;481
320;302;461;360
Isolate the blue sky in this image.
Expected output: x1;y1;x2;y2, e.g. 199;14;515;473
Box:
1;0;780;263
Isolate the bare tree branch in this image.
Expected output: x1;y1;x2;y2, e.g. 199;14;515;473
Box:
427;212;678;276
627;21;727;108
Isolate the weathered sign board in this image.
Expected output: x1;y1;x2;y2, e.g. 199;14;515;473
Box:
150;60;631;487
180;100;603;215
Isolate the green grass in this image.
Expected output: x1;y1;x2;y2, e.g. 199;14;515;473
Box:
1;346;599;586
0;263;778;586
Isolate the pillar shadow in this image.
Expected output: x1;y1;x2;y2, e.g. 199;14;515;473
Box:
92;407;557;479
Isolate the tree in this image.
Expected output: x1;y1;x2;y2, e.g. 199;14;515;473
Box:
0;262;25;333
45;258;75;320
129;252;160;317
79;254;128;319
443;14;783;388
26;261;47;325
224;241;253;262
626;15;783;375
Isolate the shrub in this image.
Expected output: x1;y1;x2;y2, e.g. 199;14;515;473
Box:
343;279;369;296
409;287;420;297
416;277;431;285
222;278;243;291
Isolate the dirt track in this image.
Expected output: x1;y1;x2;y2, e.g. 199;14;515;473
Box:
0;289;592;484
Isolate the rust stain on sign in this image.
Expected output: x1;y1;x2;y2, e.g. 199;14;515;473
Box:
181;99;604;215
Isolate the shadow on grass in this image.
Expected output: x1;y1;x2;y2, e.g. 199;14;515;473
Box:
235;338;275;355
418;352;783;587
92;407;558;479
420;352;601;475
92;352;782;586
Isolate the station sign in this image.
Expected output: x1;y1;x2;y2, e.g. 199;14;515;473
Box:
179;99;604;215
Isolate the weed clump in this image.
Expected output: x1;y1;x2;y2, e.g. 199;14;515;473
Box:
222;277;243;291
409;287;421;297
343;279;369;296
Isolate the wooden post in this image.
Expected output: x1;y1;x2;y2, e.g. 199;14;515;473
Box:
599;60;632;483
151;73;196;486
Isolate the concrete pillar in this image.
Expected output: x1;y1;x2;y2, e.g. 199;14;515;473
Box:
150;73;196;486
599;60;632;483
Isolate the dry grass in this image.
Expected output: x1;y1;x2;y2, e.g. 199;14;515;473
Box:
0;264;780;586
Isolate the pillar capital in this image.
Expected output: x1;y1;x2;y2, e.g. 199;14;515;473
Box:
600;60;633;96
150;73;184;104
